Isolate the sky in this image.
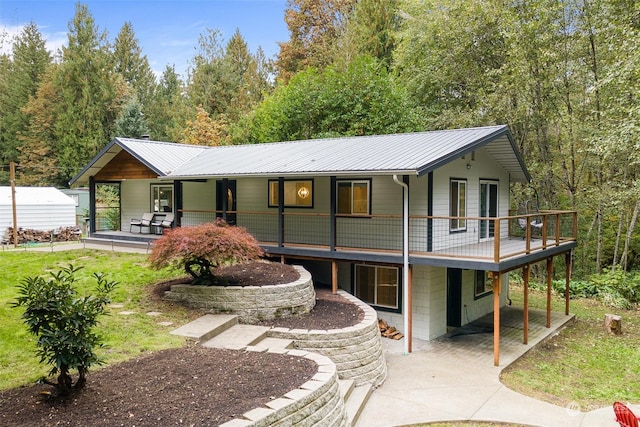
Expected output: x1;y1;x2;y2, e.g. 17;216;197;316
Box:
0;0;289;79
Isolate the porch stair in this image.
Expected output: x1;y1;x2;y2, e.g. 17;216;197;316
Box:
171;314;373;425
340;379;373;426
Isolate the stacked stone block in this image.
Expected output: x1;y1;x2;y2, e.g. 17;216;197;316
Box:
267;291;387;388
220;350;348;427
164;265;315;323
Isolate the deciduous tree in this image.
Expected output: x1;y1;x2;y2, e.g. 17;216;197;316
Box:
148;220;264;286
276;0;356;83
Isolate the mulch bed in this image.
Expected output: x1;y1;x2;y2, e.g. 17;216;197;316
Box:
1;261;365;426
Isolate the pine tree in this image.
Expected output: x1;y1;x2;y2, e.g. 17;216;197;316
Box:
53;3;128;180
113;22;156;106
113;98;149;139
0;23;51;183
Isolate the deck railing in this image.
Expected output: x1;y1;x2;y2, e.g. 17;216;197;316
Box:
178;209;577;261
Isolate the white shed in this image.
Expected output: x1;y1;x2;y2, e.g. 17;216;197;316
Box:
0;187;76;237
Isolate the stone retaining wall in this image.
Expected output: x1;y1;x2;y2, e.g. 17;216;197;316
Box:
164;265;315;323
267;291;387;388
220;349;348;427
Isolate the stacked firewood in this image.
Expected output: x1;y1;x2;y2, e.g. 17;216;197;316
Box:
378;318;404;340
3;226;81;245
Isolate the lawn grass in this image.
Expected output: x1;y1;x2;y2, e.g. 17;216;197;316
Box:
0;249;194;390
501;282;640;411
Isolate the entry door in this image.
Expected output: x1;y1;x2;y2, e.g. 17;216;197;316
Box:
479;181;498;240
216;180;237;225
447;268;462;328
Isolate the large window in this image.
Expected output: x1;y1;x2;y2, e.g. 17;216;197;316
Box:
268;180;313;208
151;185;173;213
450;179;467;231
337;180;370;215
355;265;399;309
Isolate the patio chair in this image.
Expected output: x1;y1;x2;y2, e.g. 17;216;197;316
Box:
614;401;640;427
518;216;543;236
517;199;543;238
151;213;174;234
130;213;155;233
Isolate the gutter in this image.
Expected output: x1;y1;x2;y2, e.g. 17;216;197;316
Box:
392;175;411;354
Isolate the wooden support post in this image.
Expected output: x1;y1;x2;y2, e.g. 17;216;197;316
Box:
331;261;338;294
565;251;571;316
10;162;18;248
523;264;530;345
492;272;502;366
546;257;553;328
493;218;501;262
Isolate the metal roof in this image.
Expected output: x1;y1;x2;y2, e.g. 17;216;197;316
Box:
168;125;531;182
69;138;208;186
70;125;531;185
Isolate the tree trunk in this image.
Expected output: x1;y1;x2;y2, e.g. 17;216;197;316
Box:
621;198;640;270
613;209;624;266
604;314;622;335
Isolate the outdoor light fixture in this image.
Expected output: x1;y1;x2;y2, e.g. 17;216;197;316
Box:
466;163;472;170
297;186;310;199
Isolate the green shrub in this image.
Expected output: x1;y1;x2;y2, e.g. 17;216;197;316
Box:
12;265;117;395
540;268;640;309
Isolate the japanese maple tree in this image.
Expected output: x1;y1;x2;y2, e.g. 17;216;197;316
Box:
149;220;264;285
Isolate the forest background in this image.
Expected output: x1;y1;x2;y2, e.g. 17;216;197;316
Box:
0;0;638;279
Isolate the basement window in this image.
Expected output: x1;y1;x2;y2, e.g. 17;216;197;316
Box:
355;265;399;309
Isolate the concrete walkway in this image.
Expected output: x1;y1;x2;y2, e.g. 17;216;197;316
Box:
2;240;152;254
357;307;624;427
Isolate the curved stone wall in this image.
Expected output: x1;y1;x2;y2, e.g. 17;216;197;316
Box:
164;265;315;323
219;349;348;427
266;291;387;388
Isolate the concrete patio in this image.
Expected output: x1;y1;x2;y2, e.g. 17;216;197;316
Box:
357;306;623;427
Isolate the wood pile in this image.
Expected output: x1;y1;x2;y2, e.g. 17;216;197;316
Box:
3;226;81;245
378;318;404;340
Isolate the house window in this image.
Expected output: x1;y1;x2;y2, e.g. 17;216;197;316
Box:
450;179;467;231
337;180;370;215
268;180;313;208
355;265;399;309
151;185;173;212
475;270;492;298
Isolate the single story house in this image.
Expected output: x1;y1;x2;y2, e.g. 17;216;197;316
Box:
70;125;577;365
0;186;76;238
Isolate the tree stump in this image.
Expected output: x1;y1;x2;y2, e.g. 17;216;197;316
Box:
604;314;622;335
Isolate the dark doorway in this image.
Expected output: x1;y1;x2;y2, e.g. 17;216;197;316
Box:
447;268;463;327
216;180;237;225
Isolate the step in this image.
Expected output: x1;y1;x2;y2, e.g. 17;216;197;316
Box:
202;324;270;350
338;379;355;401
248;337;294;352
344;384;373;427
170;314;238;342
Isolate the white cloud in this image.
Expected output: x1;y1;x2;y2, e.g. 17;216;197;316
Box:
0;24;25;56
0;23;66;59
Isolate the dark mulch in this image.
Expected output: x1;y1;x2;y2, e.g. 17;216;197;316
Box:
1;261;364;426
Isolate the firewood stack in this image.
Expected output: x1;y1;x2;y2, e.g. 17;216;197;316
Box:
378;318;404;340
4;226;81;245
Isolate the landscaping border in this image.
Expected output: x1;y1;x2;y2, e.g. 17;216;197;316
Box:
219;349;348;427
164;265;315;323
266;290;387;388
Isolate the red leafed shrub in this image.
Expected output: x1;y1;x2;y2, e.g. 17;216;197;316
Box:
148;220;263;285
